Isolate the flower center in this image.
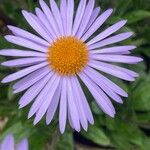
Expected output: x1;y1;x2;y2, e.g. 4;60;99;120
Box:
47;36;89;76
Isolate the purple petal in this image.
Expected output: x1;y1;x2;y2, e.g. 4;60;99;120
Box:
35;8;57;39
67;78;81;132
1;134;14;150
88;66;127;97
71;77;88;131
87;20;127;46
84;7;100;33
88;32;133;50
7;25;49;46
1;57;46;67
72;0;87;35
74;77;94;124
22;10;53;42
5;35;47;53
50;0;64;35
46;80;61;124
90;46;136;54
66;0;74;35
39;0;60;37
60;0;67;34
68;112;74;129
34;75;60;125
14;66;50;93
89;60;137;81
90;54;143;64
0;49;46;57
59;77;67;134
79;72;116;117
82;9;113;41
84;67;123;103
1;62;48;83
16;138;28;150
76;0;95;38
27;73;56;118
19;72;53;108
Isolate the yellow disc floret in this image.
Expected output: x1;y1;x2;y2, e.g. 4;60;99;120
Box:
47;36;89;76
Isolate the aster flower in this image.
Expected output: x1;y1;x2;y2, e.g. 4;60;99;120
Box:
0;134;28;150
0;0;142;133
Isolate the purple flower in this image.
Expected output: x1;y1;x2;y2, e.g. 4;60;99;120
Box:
0;134;28;150
0;0;142;133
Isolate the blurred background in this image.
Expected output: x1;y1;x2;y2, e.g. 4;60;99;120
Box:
0;0;150;149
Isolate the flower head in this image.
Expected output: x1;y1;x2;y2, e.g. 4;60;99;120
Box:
0;134;28;150
0;0;142;133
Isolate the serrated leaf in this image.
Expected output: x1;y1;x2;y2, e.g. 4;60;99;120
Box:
81;126;110;146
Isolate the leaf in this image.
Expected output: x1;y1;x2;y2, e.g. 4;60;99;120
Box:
109;120;147;149
81;126;111;146
124;10;150;24
55;130;73;150
131;75;150;111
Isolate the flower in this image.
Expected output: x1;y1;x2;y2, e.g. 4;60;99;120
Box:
0;134;28;150
0;0;142;133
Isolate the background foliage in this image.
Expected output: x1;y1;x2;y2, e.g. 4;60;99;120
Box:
0;0;150;149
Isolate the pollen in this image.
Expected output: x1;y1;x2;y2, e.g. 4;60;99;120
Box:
47;36;89;76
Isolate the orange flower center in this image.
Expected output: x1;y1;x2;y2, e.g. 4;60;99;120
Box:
47;36;89;76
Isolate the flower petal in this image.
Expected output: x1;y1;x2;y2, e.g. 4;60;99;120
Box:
74;77;94;124
46;80;61;124
34;75;60;124
7;25;49;46
76;0;95;38
39;0;60;37
50;0;64;35
90;54;143;64
66;0;74;35
5;35;47;53
14;66;50;93
59;77;67;134
72;0;87;35
27;73;56;118
71;77;88;131
60;0;67;34
89;32;133;50
67;78;81;132
79;72;115;117
87;20;127;46
84;7;100;33
89;60;137;81
86;66;127;96
89;46;136;54
82;9;113;41
22;10;53;42
16;139;28;150
19;72;53;108
1;62;48;83
0;49;46;57
35;8;57;39
0;134;14;150
1;57;46;67
84;67;123;103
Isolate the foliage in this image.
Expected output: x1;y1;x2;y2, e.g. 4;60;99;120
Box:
0;0;150;150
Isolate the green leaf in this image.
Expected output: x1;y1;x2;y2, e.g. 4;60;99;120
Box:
81;126;110;146
131;75;150;111
124;10;150;24
55;130;73;150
